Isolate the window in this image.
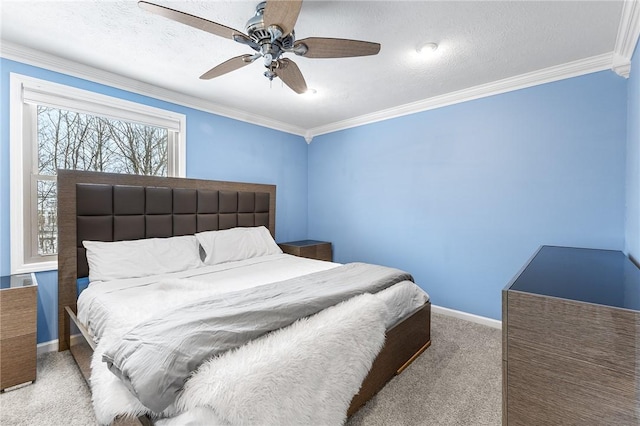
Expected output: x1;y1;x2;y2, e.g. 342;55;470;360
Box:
10;74;186;273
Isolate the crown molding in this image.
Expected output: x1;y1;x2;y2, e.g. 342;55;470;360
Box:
307;52;615;139
1;39;629;143
613;0;640;78
613;53;632;78
0;41;307;138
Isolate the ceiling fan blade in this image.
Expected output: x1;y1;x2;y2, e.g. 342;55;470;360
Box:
294;37;381;58
275;58;307;94
200;55;255;80
264;0;303;36
139;1;244;40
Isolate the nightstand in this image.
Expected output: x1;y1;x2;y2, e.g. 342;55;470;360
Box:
0;273;38;391
279;240;333;262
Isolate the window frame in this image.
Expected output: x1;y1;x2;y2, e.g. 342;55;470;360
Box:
10;73;187;274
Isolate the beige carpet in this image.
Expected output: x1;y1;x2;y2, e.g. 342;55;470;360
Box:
0;313;501;425
0;344;96;425
347;313;502;425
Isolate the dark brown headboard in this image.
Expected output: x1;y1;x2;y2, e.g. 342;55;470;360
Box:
57;169;276;351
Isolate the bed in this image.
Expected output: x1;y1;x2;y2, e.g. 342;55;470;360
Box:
57;169;431;425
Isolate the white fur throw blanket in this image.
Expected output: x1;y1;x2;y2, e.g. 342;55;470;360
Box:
91;293;389;425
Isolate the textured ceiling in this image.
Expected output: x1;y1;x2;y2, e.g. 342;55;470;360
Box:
0;1;627;134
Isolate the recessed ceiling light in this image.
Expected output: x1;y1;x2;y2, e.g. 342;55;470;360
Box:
304;88;317;95
416;42;438;55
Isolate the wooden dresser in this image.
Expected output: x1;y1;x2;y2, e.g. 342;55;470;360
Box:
502;246;640;425
0;273;38;390
279;240;333;262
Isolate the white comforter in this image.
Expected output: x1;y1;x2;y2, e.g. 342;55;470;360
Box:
92;293;391;425
78;254;429;424
78;254;428;342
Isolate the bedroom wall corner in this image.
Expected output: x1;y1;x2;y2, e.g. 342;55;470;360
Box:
625;43;640;263
0;57;309;344
34;270;58;343
0;60;10;278
184;109;309;243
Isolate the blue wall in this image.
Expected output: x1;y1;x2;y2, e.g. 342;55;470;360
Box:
626;45;640;263
0;58;308;343
0;55;634;342
308;71;628;320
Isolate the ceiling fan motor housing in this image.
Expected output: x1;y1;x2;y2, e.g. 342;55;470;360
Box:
246;1;295;69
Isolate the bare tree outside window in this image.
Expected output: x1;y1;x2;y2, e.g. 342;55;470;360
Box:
36;106;169;256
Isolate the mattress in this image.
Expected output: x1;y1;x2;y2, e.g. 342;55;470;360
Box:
77;253;429;343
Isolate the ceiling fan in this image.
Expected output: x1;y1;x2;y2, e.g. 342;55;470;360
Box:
138;1;381;94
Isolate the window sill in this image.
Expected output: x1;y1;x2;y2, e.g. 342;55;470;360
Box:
12;260;58;274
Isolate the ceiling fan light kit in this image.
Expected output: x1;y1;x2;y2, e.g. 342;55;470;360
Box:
138;0;381;95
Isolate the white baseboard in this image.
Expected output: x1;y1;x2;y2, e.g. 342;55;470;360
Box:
37;339;58;355
432;304;502;329
37;334;84;355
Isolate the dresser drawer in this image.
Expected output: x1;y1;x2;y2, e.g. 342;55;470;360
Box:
1;333;37;389
0;286;37;338
507;290;638;374
507;338;638;425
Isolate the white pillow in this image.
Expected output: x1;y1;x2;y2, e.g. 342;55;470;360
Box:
196;226;282;266
83;235;203;282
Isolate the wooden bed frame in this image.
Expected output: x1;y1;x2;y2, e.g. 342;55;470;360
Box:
57;169;431;423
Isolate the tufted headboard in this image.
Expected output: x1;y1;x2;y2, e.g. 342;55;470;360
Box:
57;169;276;351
